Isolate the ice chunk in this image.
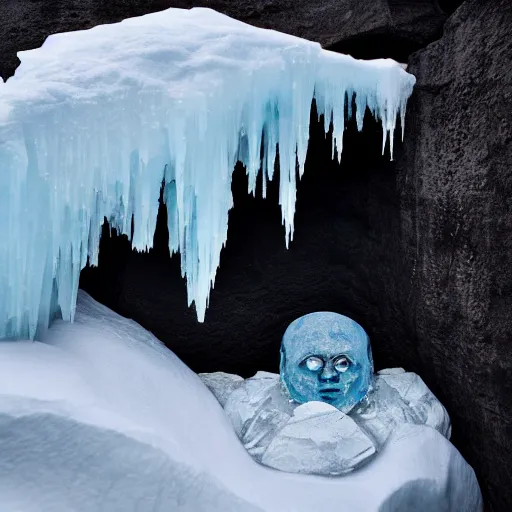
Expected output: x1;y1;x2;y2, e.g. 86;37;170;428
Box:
199;371;245;407
208;368;453;476
351;373;452;446
352;377;423;446
0;8;415;339
377;371;452;439
262;401;376;475
223;372;294;460
0;292;483;512
377;367;406;375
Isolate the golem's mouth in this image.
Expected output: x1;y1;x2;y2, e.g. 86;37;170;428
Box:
320;388;339;393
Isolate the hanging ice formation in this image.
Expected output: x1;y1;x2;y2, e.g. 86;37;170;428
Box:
0;8;415;339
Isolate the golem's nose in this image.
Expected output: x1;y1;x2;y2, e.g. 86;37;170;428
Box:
318;362;340;383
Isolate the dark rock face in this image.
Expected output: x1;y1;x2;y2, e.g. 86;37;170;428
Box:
397;1;512;510
0;0;448;80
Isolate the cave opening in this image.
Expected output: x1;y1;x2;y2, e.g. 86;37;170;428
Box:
79;101;418;382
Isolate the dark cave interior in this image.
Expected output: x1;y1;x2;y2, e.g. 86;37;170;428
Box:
80;102;473;499
79;103;413;380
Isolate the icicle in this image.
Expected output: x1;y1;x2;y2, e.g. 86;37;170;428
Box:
0;8;415;338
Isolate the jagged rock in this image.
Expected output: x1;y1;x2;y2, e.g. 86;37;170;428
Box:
0;0;449;81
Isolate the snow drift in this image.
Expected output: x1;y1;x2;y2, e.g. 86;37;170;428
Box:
0;292;483;512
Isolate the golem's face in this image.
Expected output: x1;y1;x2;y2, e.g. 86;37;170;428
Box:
280;312;373;414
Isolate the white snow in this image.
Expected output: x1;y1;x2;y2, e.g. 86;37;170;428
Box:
0;292;483;512
0;7;415;338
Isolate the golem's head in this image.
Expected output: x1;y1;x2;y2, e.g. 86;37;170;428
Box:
280;312;373;413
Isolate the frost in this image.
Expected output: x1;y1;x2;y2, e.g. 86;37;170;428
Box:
0;7;415;339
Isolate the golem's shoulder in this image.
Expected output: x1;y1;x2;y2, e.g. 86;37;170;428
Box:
375;368;451;438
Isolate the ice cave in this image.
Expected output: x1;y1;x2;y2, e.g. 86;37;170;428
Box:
1;1;511;511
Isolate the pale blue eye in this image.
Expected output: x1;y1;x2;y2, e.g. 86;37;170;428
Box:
305;356;323;372
333;356;350;373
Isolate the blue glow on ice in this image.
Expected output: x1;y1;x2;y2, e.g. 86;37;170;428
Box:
0;8;415;339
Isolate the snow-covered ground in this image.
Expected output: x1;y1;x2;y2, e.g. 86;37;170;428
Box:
0;292;482;511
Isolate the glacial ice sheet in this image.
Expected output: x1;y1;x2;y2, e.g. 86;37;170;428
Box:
0;7;415;338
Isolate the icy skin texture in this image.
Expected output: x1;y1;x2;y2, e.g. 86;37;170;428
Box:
280;312;374;413
0;7;415;339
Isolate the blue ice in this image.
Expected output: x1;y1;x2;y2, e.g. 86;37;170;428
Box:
280;312;374;413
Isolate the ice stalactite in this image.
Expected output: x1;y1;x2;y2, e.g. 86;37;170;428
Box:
0;7;415;339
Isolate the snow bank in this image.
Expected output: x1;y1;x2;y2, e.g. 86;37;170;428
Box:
0;292;483;511
0;8;415;338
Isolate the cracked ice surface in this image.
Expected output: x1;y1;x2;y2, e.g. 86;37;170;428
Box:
0;7;415;338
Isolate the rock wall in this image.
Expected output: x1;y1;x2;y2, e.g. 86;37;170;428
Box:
397;1;512;510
